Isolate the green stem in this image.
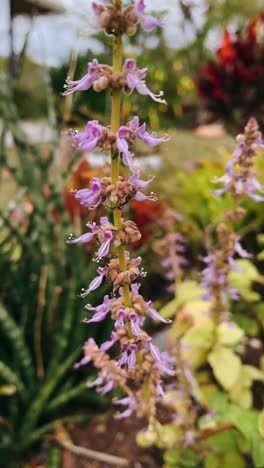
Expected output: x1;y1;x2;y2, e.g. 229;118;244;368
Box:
110;0;131;309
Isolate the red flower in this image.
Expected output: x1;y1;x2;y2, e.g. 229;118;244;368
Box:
217;29;237;64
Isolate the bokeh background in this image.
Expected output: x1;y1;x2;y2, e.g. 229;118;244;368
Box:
1;1;264;467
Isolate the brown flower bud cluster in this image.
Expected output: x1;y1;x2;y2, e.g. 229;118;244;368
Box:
94;4;138;36
111;287;147;321
223;207;246;223
101;176;138;209
91;66;127;92
126;352;163;419
81;338;130;392
105;254;144;290
97;219;141;251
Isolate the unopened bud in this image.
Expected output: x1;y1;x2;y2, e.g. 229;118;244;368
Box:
100;11;111;29
126;25;137;36
93;76;109;92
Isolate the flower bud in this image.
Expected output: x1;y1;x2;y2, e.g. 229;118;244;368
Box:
93;76;109;92
100;11;111;29
126;25;138;36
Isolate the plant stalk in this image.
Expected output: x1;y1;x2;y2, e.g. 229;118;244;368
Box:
110;0;131;309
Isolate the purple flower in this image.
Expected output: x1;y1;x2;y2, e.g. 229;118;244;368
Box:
128;312;141;336
213;124;264;201
127;344;137;368
136;0;164;32
99;379;114;395
66;222;98;244
146;301;171;324
80;267;105;298
63;59;100;95
124;59;166;104
129;171;157;201
70;120;103;151
116;130;134;170
74;178;105;209
83;295;110;323
131;116;169;146
147;337;162;362
96;230;113;260
100;332;118;352
114;395;136;419
87;375;104;388
119;343;129;367
115;309;126;330
116;116;169;169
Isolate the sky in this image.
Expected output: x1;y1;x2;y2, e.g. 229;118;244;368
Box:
0;0;211;67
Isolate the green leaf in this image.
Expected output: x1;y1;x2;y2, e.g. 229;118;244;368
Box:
222;453;246;468
258;411;264;439
204;453;220;468
208;347;241;391
159;281;204;320
0;303;34;384
159;298;180;320
206;429;239;453
229;365;264;409
235;316;259;336
0;360;25;394
164;448;201;468
217;322;244;347
209;392;264;467
181;318;215;368
228;259;264;302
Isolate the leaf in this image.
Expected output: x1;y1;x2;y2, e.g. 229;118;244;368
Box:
208;347;241;391
159;281;204;320
229;365;264;409
181;318;215;368
235;316;259;336
222;453;246;468
209;392;264;467
217;322;244;347
204;453;221;468
258;411;264;439
136;428;158;448
164;448;201;468
159;298;181;321
0;303;34;384
228;259;264;302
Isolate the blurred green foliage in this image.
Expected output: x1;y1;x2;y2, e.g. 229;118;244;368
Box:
0;70;110;464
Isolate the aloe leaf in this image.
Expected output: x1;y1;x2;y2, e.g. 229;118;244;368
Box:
46;446;62;468
0;361;25;395
0;303;34;384
19;347;80;436
46;380;107;413
47;284;77;374
20;414;88;449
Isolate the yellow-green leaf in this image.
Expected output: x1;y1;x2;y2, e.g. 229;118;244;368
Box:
208;347;241;391
182;318;215;368
217;322;244;347
258;411;264;439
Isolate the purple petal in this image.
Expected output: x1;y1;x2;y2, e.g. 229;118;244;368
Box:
83;310;108;323
96;238;112;260
148;303;171;324
67;231;97;244
136;0;145;16
140;14;163;31
87;376;104;388
80;268;104;298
